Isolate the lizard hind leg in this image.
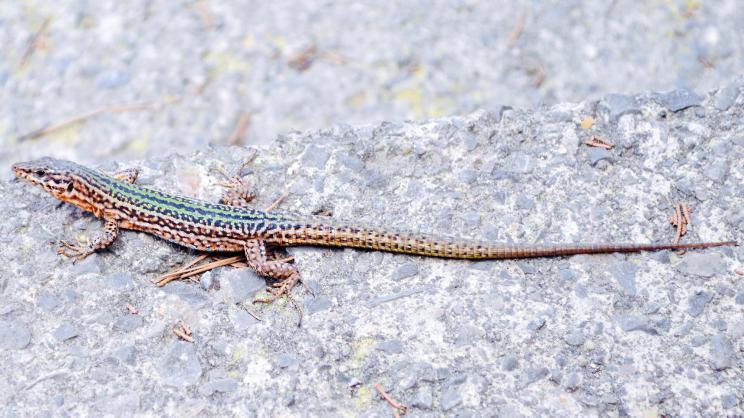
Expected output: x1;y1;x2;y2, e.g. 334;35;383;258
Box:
244;239;302;304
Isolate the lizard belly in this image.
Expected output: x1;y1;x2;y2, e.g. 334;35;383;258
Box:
119;218;245;253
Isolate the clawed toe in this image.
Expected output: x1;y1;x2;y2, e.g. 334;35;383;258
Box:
57;240;92;261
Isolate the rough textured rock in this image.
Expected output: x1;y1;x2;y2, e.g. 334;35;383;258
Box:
1;88;741;416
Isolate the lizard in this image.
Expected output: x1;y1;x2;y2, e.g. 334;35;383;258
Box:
12;157;738;302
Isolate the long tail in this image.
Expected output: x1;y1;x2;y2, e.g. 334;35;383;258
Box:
275;224;737;259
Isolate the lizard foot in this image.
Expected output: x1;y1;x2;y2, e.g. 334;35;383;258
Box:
254;274;303;326
57;240;94;262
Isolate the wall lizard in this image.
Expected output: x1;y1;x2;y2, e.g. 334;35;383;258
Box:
13;158;737;300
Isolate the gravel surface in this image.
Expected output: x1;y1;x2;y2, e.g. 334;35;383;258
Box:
2;85;743;416
2;1;743;170
2;1;743;416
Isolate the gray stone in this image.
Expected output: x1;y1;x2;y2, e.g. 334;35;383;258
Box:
521;367;549;386
391;263;418;280
505;153;535;174
53;323;78;342
199;271;215;290
527;317;546;332
703;161;729;182
0;322;32;349
97;392;140;416
162;281;210;309
110;345;136;365
458;170;478;184
709;334;734;370
687;291;713;317
501;356;518;372
97;69;130;89
337;154;364;171
37;291;59;311
721;393;738;409
158;342;202;387
677;253;726;278
735;291;744;305
103;272;136;291
564;329;585;347
113;315;143;332
222;268;265;304
199;378;238;396
515;195;534;210
617;316;656;335
654;88;703;111
231;309;260;331
276;354;297;368
301;144;330;169
609;261;637;297
0;302;22;316
602;94;641;120
564;372;582;391
72;253;102;275
690;335;707;347
375;339;403;354
393;361;437;390
440;386;462;411
411;385;433;410
714;84;740;111
461;212;481;227
455;325;482;346
52;394;64;407
305;295;332;314
586;147;614;166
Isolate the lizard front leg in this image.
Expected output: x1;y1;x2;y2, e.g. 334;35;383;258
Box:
58;217;120;261
244;239;301;302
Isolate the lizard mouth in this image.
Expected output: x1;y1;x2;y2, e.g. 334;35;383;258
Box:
12;163;40;185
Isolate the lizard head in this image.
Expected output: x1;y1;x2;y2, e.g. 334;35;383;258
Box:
13;157;83;200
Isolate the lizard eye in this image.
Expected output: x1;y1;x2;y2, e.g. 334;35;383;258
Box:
35;169;45;176
66;182;74;193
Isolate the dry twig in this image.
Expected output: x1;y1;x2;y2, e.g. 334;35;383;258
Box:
265;191;289;212
226;112;252;146
18;97;180;141
288;45;318;71
374;384;408;417
155;255;242;286
583;135;614;150
18;17;51;69
506;11;525;49
668;202;692;245
173;321;194;342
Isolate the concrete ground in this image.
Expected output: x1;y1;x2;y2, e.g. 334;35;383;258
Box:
1;1;742;417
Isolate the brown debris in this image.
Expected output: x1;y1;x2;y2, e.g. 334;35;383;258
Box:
155;255;243;286
18;17;51;69
506;11;525;49
583;135;614;150
668;202;692;245
18;96;181;141
288;45;318;71
226;112;252;146
126;304;138;315
173;321;194;342
528;65;546;88
264;191;289;212
374;384;408;417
